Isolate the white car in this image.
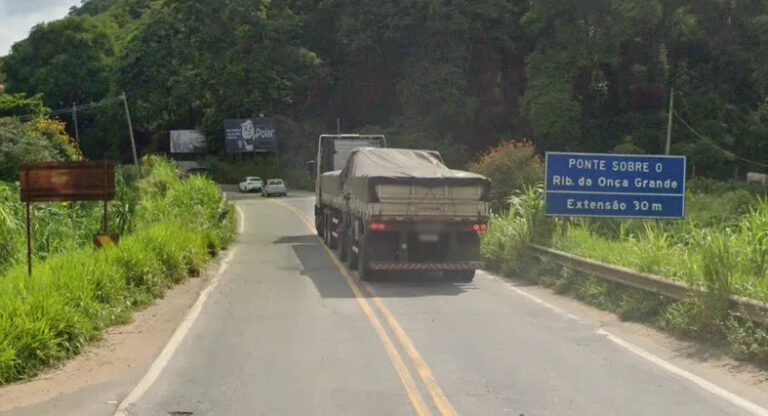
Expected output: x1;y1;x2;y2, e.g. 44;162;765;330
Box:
262;179;287;197
238;177;264;193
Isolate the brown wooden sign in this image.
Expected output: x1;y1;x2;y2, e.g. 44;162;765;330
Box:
20;161;115;202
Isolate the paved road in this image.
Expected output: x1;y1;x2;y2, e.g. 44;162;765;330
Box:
119;192;767;416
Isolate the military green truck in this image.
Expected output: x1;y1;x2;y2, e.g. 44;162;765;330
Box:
315;143;491;282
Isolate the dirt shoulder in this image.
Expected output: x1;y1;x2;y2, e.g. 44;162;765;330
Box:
0;254;224;414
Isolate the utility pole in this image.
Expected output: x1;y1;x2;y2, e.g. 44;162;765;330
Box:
665;87;675;155
121;92;139;168
71;102;80;144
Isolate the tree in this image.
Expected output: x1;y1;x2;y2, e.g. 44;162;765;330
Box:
2;15;118;109
0;118;81;181
0;93;48;118
3;0;768;177
119;0;321;152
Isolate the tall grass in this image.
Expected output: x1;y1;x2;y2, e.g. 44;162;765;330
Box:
481;186;555;275
0;166;140;274
482;185;768;364
0;156;235;384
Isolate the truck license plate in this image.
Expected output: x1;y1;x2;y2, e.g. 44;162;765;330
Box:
417;233;440;242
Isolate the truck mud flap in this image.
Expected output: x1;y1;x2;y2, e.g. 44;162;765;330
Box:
368;261;484;271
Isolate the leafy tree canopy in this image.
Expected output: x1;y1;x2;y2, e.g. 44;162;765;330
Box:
1;0;767;178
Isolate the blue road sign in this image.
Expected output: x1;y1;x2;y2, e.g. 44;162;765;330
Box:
545;152;686;219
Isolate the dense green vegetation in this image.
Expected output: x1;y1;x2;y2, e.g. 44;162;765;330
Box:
205;156;313;189
0;117;82;181
2;0;768;369
0;157;235;384
467;141;543;210
481;182;768;364
2;0;767;175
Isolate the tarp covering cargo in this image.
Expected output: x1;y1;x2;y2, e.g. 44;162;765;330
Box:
340;148;491;202
320;170;342;200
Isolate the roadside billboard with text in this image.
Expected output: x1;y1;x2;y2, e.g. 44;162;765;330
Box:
224;118;277;153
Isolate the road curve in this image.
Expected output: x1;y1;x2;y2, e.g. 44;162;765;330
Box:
119;192;768;416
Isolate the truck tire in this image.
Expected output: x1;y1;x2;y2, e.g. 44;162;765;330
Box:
357;237;376;281
323;214;332;246
446;269;475;283
328;213;338;250
339;225;349;262
316;209;324;238
348;230;359;270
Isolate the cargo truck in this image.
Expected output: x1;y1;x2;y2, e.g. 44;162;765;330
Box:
314;138;490;282
312;134;388;232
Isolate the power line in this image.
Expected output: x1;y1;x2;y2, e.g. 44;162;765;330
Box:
673;111;768;168
5;95;125;121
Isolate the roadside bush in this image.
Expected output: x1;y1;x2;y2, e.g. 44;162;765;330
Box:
468;140;544;211
0;223;216;383
0;165;143;274
683;190;755;228
481;186;554;274
0;182;107;274
205;156;283;184
0;155;234;384
686;177;768;196
0;118;81;181
480;175;768;365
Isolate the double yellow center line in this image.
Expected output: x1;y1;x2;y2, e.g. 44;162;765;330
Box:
273;200;457;416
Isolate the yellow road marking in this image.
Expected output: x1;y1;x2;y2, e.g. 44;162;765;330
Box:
361;282;458;416
272;200;432;416
273;200;458;416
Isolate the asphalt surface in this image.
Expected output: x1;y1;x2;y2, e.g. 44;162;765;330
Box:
6;190;768;416
118;191;768;416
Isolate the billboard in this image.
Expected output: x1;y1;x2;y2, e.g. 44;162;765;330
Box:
224;118;277;153
170;130;206;154
545;152;686;219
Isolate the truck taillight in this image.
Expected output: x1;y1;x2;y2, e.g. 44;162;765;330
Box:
472;223;488;232
369;222;387;231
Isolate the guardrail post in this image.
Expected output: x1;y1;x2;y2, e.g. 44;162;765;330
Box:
561;217;568;238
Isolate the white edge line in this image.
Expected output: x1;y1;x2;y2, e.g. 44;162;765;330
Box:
114;248;237;416
481;272;581;321
487;270;768;415
596;328;768;416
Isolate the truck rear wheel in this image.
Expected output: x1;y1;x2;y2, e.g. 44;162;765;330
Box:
446;269;475;283
316;209;324;238
339;226;349;262
348;230;359;270
328;214;338;249
357;237;384;281
323;216;331;246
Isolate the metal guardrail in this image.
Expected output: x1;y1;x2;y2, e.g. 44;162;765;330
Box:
528;244;768;325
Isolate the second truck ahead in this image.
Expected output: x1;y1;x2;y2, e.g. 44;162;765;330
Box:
314;134;490;282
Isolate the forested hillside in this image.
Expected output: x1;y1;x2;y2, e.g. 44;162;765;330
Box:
2;0;768;177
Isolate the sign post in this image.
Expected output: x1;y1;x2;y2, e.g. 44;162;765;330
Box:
26;202;31;276
20;161;117;275
544;153;686;219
